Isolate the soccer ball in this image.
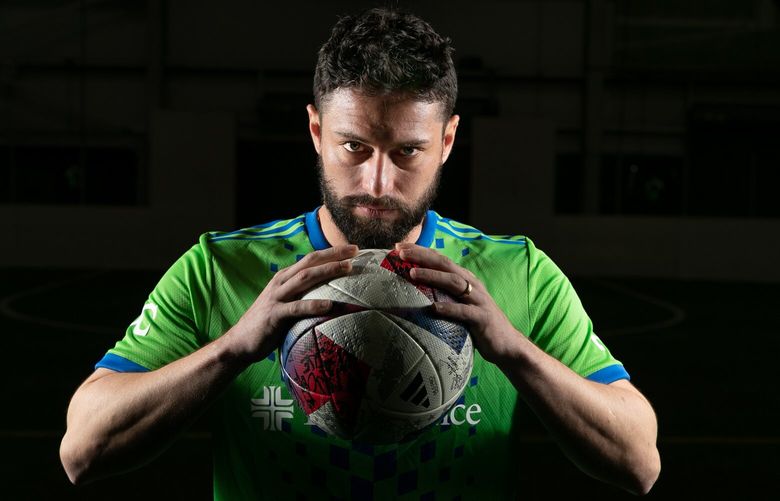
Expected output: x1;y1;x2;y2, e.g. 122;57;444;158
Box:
280;248;474;444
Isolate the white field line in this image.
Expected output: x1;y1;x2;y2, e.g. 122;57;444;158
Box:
590;279;687;337
0;271;120;335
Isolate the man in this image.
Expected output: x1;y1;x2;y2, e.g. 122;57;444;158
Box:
60;8;660;499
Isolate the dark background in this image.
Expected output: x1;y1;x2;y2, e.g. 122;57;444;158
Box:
2;0;779;499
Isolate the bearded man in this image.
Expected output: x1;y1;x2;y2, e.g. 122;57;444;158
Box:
61;8;660;499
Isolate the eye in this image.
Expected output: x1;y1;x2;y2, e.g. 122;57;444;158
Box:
399;146;420;157
343;141;364;153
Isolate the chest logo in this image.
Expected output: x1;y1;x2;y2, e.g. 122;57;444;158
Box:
251;386;295;431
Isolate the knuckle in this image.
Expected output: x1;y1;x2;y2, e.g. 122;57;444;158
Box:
289;301;303;316
300;252;317;265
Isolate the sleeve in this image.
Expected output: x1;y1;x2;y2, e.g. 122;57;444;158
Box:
525;239;629;384
95;238;213;372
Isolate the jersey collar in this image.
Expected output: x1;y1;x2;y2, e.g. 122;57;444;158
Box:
305;206;439;250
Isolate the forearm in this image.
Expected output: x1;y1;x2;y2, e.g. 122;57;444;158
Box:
498;336;660;495
60;328;256;485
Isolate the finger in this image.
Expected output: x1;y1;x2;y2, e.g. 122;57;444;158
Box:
395;243;458;273
282;298;333;319
430;301;478;324
410;267;475;302
275;258;352;301
275;244;358;285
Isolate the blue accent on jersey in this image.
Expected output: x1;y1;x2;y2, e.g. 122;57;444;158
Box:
416;211;438;248
586;364;630;383
305;207;330;250
95;353;150;372
209;226;304;242
305;207;440;249
435;223;527;245
248;218;288;229
435;238;444;249
208;217;304;241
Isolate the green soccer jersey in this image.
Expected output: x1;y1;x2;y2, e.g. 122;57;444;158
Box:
97;207;629;500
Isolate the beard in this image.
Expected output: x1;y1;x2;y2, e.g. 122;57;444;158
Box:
317;155;442;249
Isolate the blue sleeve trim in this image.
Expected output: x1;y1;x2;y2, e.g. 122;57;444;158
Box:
305;206;330;251
95;353;150;373
416;211;439;248
586;364;630;384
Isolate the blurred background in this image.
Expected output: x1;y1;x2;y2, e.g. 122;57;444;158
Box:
2;0;778;499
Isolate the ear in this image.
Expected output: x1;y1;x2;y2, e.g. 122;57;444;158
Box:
441;114;460;164
306;104;322;154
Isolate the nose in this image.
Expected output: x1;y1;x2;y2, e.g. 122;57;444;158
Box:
362;152;394;198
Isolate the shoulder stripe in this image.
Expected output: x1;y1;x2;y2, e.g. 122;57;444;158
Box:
208;216;304;240
436;223;526;246
208;223;305;242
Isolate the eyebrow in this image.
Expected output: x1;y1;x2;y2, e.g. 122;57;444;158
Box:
333;130;430;147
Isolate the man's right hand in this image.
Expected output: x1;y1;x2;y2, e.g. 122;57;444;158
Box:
223;244;358;363
60;244;358;485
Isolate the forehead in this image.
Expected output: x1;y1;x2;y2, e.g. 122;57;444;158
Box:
320;88;444;139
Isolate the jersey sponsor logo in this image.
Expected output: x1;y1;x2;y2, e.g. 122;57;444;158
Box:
129;302;158;337
248;385;483;433
440;403;482;426
251;386;295;431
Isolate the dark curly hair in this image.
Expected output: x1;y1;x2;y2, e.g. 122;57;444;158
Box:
313;8;457;119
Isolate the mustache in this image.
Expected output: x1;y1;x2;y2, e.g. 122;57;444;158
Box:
342;194;405;210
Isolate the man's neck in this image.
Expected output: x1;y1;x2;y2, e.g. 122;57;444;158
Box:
317;205;424;247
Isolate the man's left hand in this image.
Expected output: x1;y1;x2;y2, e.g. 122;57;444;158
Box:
395;242;525;365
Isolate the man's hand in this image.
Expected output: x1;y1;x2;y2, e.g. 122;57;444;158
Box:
395;242;660;495
61;244;359;485
224;244;359;363
395;242;522;365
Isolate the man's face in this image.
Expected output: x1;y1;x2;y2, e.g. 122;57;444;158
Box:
308;88;459;248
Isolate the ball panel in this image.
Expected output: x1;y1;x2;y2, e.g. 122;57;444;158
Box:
319;310;425;371
326;249;432;308
382;313;474;403
302;282;371;307
352;384;469;444
282;327;371;435
381;354;443;412
379;249;456;304
306;400;352;439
